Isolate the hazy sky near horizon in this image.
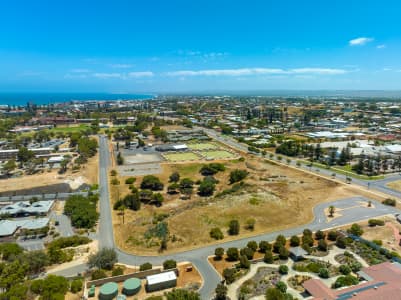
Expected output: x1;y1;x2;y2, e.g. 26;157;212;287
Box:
1;0;401;93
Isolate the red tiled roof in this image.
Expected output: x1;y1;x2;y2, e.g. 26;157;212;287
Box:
303;279;336;299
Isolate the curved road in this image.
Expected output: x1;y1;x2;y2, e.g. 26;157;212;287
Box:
53;135;401;300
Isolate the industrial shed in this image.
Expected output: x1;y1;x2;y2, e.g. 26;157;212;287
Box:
145;271;177;292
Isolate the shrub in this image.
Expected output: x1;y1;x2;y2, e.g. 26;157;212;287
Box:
125;177;136;184
228;220;240;235
372;239;383;246
88;248;117;270
339;265;351;275
140;262;153;271
169;172;180;183
382;198;396;206
278;265;288;274
112;266;124;276
332;275;359;289
163;260;177;270
368;219;385;226
210;227;224;240
91;269;107;280
214;248;224;260
226;247;239;261
347;223;364;236
229;169;249;184
111;178;120;185
245;218;256;231
318;267;330;278
70;278;83;293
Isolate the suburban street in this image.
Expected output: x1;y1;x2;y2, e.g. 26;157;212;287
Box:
52;134;401;300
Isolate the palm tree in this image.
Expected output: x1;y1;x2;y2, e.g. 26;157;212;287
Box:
329;205;335;217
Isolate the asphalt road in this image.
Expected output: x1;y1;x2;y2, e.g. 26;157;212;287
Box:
52;134;401;300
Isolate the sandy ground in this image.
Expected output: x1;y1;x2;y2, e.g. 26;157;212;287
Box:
112;155;375;255
360;216;401;252
386;180;401;192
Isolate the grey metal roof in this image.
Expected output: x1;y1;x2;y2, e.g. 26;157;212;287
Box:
289;246;308;257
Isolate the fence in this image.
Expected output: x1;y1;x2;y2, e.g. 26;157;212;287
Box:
0;191;97;202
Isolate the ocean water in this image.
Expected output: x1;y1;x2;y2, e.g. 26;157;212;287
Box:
0;93;155;106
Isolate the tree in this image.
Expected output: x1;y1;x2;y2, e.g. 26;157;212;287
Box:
239;255;250;269
151;193;164;206
112;266;124;276
279;247;289;260
169;172;180;183
290;235;300;247
228;220;240;235
315;230;326;240
265;288;285;300
259;241;271;253
140;262;153;271
2;160;16;175
198;179;216;196
214;248;224;260
336;236;347;249
122;193;141;211
19;250;49;274
318;239;328;251
17;147;34;164
327;231;338;241
247;241;258;252
140;175;164;191
347;223;363;236
179;178;194;195
226;248;239;261
276;281;287;293
163;259;177;270
223;268;236;284
240;247;255;260
229;169;248;184
31;275;69;299
328;205;335;217
88;248;117;270
214;283;228;300
210;227;224;240
264;251;274;263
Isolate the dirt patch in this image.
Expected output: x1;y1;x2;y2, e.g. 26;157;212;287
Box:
386;180;401;192
361;216;401;252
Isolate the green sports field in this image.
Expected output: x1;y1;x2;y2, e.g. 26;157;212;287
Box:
187;142;218;150
163;152;201;162
200;150;237;160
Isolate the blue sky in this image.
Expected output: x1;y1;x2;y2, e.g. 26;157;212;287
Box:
1;0;401;93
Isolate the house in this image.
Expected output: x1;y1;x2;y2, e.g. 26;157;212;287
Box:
0;217;50;241
145;271;177;292
303;262;401;300
289;246;308;261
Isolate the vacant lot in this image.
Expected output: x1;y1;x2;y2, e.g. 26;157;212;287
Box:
163;152;201;162
360;216;401;252
187;142;218;150
200;150;237;160
112;153;376;255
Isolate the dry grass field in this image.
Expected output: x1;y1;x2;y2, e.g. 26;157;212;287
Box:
110;154;375;255
386;180;401;192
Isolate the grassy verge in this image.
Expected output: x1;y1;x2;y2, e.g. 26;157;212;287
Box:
298;160;385;180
